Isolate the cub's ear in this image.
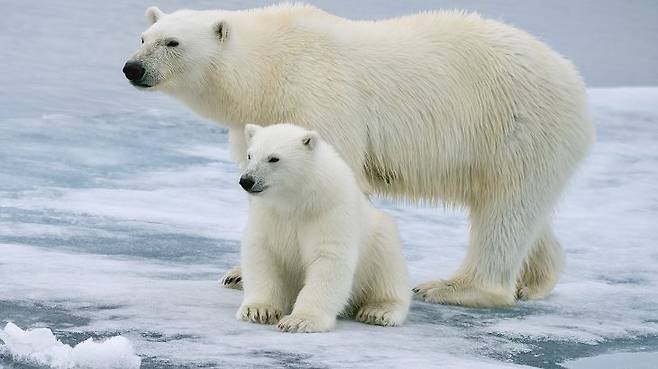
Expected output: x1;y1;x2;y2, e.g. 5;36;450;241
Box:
146;6;165;26
245;124;262;142
301;131;319;150
215;21;230;42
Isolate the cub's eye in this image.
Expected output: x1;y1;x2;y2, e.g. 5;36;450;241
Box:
247;154;251;160
166;40;179;47
141;37;144;44
268;157;279;163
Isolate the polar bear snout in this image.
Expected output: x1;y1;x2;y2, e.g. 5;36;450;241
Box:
240;174;266;194
239;175;255;191
122;61;146;82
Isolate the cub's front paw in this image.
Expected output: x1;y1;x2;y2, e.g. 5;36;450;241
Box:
236;304;282;324
277;313;335;333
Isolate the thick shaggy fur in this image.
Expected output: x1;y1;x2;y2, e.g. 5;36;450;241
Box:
237;123;410;333
128;4;594;307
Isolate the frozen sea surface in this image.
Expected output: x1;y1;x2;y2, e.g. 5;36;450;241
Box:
1;87;657;369
2;1;658;368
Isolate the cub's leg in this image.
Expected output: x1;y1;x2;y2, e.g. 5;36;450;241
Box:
277;250;356;332
517;225;565;300
236;231;292;324
278;218;358;333
354;211;410;327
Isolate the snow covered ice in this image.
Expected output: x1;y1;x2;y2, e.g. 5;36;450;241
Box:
1;1;657;368
0;323;140;369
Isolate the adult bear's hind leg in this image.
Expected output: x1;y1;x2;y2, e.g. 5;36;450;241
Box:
413;192;549;308
516;225;565;300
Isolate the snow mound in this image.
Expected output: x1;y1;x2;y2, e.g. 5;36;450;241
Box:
0;322;141;369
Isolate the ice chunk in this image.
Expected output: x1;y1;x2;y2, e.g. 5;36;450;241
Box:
0;322;141;369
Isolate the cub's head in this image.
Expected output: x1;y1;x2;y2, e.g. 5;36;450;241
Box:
240;124;319;198
123;7;230;91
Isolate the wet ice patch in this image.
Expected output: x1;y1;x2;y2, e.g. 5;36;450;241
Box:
0;322;141;369
564;351;658;369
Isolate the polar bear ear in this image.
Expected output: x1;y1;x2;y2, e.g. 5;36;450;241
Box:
215;21;230;42
145;6;165;26
301;131;319;150
245;124;262;142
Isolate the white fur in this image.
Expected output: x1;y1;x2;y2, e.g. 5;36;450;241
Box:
129;4;594;307
236;123;410;333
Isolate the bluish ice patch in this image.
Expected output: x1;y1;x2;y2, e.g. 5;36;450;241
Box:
0;112;229;191
0;301;91;331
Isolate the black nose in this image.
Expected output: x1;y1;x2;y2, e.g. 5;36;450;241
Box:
239;175;255;191
123;61;145;81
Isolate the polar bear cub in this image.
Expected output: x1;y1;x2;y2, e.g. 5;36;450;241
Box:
236;123;410;332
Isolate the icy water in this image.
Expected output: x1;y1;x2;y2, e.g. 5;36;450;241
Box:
2;1;658;368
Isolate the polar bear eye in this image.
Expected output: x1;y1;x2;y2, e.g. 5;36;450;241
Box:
166;40;179;47
268;156;280;163
141;37;144;44
247;154;251;160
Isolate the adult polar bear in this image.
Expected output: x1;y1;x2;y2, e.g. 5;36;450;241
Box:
124;4;593;307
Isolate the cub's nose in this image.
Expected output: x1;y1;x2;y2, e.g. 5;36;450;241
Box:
122;61;145;81
239;175;255;192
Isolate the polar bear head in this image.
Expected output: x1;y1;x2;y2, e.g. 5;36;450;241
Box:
123;7;230;93
123;4;331;124
240;124;319;197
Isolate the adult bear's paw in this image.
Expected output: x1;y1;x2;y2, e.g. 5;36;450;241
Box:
412;279;516;308
219;266;243;290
